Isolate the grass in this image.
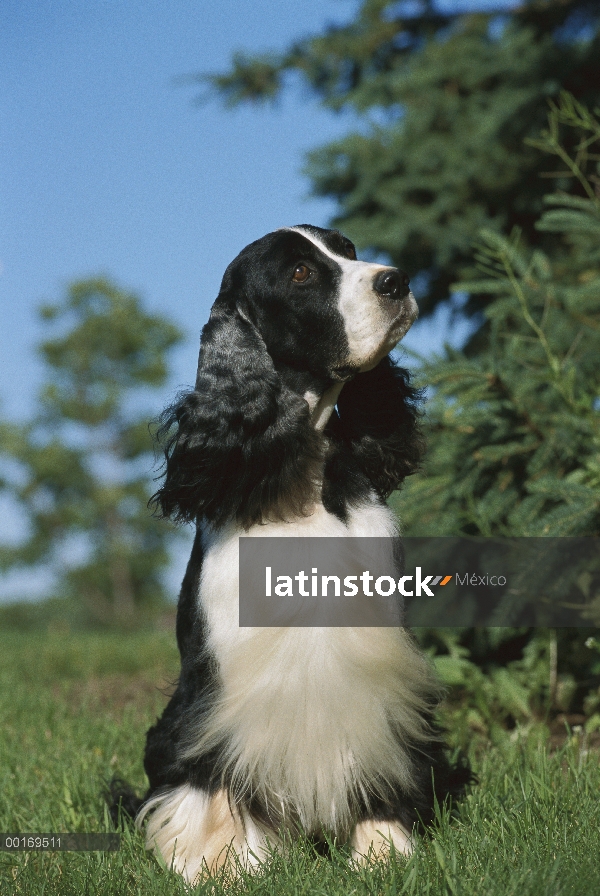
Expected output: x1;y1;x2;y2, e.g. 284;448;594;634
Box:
1;629;599;895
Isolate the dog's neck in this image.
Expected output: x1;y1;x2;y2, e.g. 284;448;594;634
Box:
303;383;345;431
272;361;346;433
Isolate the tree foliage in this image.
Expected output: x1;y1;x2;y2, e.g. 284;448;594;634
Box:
394;92;600;539
0;279;182;624
394;95;600;734
206;0;600;317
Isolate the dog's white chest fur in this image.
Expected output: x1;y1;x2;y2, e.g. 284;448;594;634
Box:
192;498;436;834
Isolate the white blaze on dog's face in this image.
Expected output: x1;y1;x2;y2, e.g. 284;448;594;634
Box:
289;225;418;372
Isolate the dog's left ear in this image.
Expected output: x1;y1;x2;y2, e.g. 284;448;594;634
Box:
333;357;425;499
151;305;324;528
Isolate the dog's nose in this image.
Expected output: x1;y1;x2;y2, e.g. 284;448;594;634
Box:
373;269;410;300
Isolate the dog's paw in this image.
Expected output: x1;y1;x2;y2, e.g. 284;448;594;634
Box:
350;818;412;863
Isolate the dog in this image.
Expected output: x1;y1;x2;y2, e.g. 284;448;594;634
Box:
110;225;470;883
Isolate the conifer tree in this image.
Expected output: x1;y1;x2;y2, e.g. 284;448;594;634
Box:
394;93;600;540
395;94;600;717
205;0;600;318
0;279;182;624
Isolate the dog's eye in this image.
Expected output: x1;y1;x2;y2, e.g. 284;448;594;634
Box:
292;264;311;283
345;242;357;260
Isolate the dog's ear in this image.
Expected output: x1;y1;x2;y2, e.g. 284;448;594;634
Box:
333;356;425;499
151;307;323;528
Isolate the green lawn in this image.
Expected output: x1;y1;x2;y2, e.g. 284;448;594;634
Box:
1;630;598;895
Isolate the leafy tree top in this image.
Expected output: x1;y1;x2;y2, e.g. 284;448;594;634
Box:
39;277;181;427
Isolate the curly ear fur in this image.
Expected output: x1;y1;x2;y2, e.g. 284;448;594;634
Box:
151;308;324;528
333;357;425;500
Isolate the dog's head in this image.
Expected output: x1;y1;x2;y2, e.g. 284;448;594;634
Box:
215;225;418;381
153;226;423;528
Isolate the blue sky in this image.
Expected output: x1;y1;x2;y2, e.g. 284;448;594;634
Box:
1;0;352;422
0;0;514;600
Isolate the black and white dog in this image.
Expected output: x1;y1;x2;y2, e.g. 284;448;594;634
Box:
112;226;469;882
